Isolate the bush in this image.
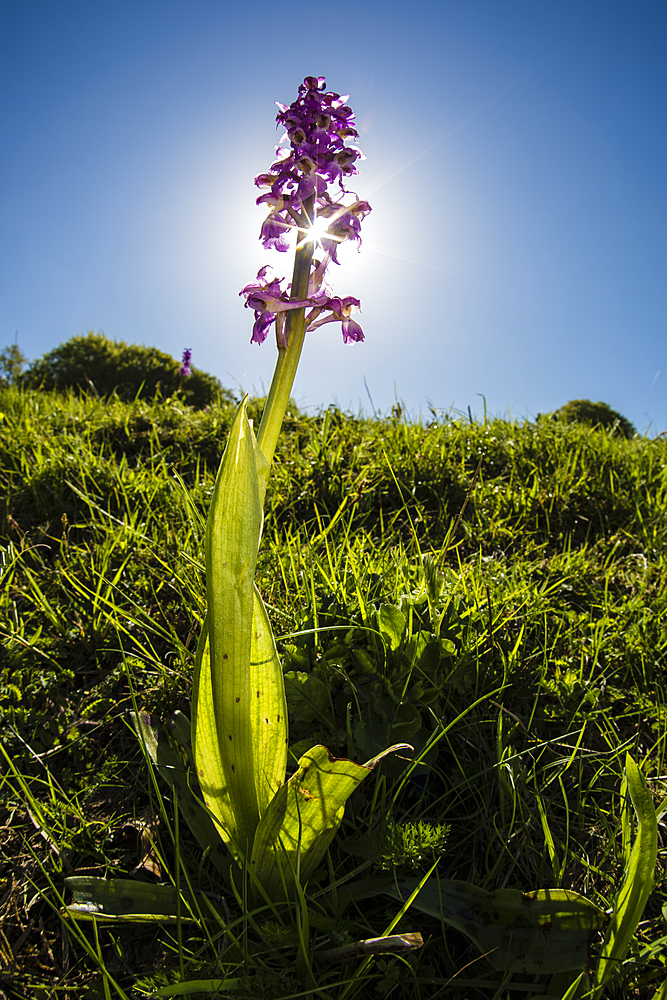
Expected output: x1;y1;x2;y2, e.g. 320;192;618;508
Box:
551;399;635;438
21;331;231;408
0;344;28;387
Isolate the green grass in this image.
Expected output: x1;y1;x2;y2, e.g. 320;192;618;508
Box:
1;383;666;999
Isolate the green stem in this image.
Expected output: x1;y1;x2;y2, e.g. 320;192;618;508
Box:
256;197;315;466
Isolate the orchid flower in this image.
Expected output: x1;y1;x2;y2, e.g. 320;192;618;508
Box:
178;348;192;378
241;265;364;347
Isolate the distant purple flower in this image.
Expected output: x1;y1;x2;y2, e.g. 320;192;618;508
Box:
179;349;192;378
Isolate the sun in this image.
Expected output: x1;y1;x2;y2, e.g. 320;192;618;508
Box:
303;214;331;244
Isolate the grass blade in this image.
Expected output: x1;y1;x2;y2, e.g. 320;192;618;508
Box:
592;753;658;997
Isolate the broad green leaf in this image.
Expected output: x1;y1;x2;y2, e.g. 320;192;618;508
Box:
592;753;658;997
382;878;606;974
438;637;457;656
251;744;410;900
284;670;332;726
620;772;632;867
63;876;200;923
192;587;287;863
416;640;442;674
192;397;284;862
248;584;288;814
318;932;423;964
377;604;406;650
191;614;234;851
205;396;265;852
282;643;310;670
129;710;227;872
250;745;367;899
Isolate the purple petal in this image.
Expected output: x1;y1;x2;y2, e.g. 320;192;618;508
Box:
260;216;291;252
251;312;275;344
342;317;364;343
320;236;340;263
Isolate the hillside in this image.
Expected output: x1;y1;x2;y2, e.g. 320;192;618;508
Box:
1;385;666;998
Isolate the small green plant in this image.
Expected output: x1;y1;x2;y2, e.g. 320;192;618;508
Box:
344;819;450;870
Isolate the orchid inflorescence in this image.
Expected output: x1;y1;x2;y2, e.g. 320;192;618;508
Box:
241;75;371;348
179;348;192;378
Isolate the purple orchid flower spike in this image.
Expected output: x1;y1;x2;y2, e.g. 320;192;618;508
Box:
254;76;369;259
241;77;372;465
243;76;370;350
179;348;192;378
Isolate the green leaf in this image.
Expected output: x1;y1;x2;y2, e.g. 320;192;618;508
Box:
558;972;585;1000
250;744;410;900
592;753;658;997
249;586;288;814
62;877;201;923
192;588;287;864
342;877;606;974
250;745;367;900
164;710;195;768
404;631;431;662
284;670;333;727
129;710;227;872
376;604;406;651
192;397;285;863
390;702;422;743
190;615;232;848
282;644;310;670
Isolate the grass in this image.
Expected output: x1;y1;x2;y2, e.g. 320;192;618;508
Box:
1;383;666;999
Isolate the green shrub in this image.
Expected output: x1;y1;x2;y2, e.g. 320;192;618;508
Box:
551;398;635;438
21;331;231;408
0;344;28;387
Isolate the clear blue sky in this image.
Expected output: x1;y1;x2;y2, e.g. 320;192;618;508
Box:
2;0;666;431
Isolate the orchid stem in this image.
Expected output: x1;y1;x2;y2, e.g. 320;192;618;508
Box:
256;197;315;466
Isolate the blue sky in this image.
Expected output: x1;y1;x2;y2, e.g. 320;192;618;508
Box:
2;1;666;431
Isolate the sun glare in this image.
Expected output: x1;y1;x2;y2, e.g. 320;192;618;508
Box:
305;215;331;243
